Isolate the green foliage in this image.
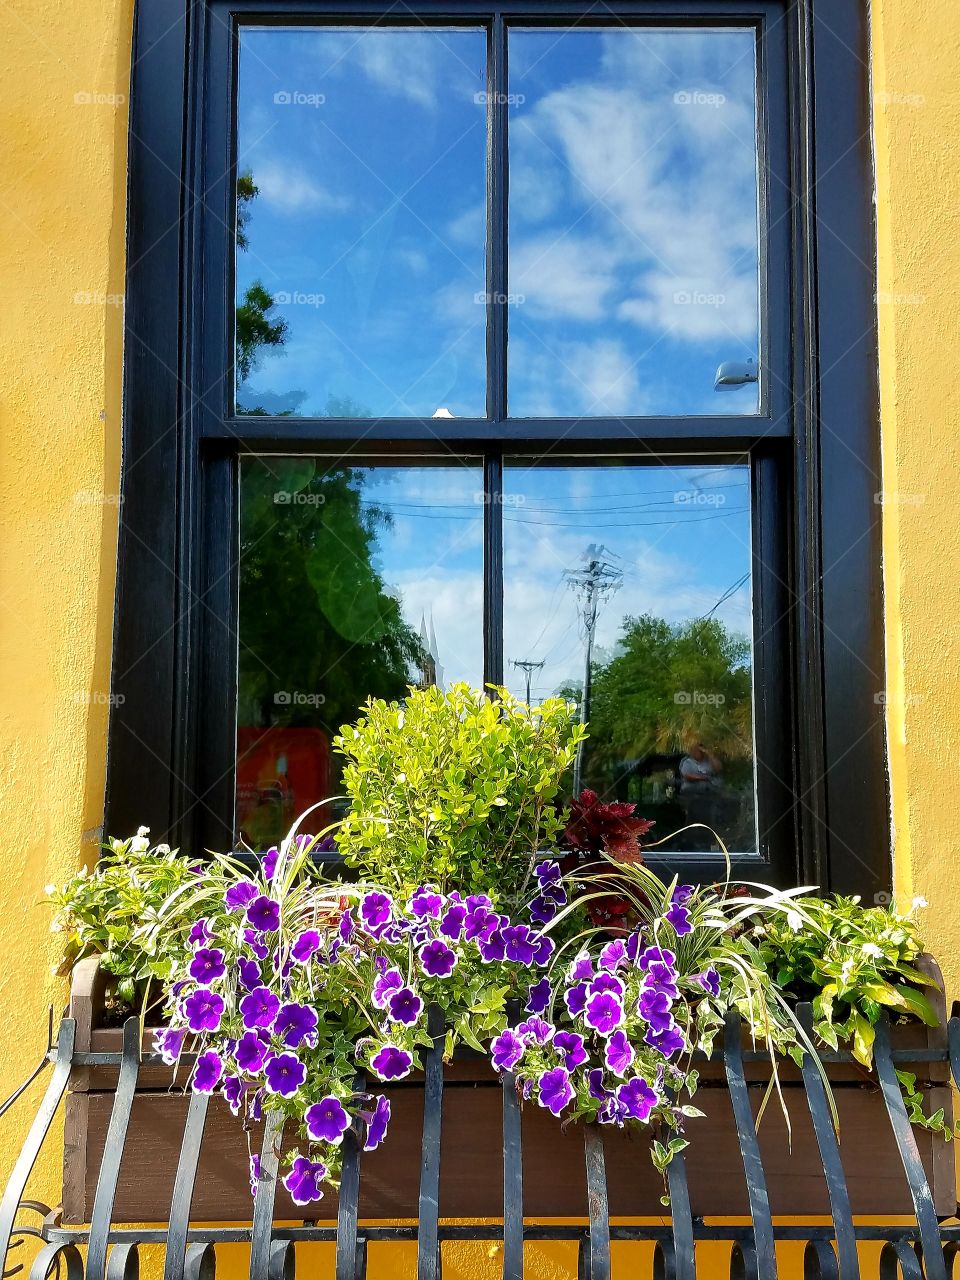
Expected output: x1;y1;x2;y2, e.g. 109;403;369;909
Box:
334;683;586;901
48;831;201;1009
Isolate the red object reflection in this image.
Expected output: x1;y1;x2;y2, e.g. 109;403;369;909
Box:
236;726;331;848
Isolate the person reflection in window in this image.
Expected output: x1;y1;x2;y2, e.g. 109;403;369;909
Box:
679;742;723;851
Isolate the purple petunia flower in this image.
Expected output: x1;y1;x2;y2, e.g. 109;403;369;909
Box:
565;982;588;1017
569;953;594;982
665;903;693;936
517;1016;554;1045
502;925;536;967
588;1068;611;1101
248;1089;263;1122
584;991;624;1037
363;1095;391;1151
238;958;262;992
695;968;721;997
155;1027;186;1065
529;897;557;926
644;961;679;1000
617;1076;659;1121
189;919;213;947
538;1067;574;1117
291;930;322;963
465;907;497;942
440;903;467;940
553;1030;588;1071
525;976;552;1015
533;935;555;966
637;945;676;971
338;909;355;942
589;973;625;998
599;939;628;972
672;884;695;906
275;1002;318;1048
191;1049;223;1093
478;929;506;962
409;886;444;919
239;985;281;1031
359;891;393;935
490;1028;526;1072
598;1094;629;1127
262;846;280;880
466;893;493;911
264;1052;306;1097
244;928;269;960
305;1096;351;1144
283;1156;327;1206
645;1025;686;1058
370;1044;414;1081
388;986;424;1027
638;988;674;1034
534;859;562;886
235;1029;269;1073
371;968;404;1010
419;938;457;977
604;1029;634;1078
189;947;226;985
223;1074;246;1115
183;989;224;1034
225;880;258;911
247;895;281;934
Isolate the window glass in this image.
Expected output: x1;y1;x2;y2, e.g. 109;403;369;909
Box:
508;28;760;417
502;460;757;854
235;28;487;417
236;457;484;848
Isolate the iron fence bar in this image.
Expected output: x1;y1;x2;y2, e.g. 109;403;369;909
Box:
583;1126;610;1280
878;1240;924;1280
724;1011;778;1280
163;1089;211;1280
501;999;523;1280
27;1241;83;1280
665;1147;695;1280
796;1005;859;1280
0;1019;75;1272
86;1018;142;1280
947;1015;960;1093
417;1005;445;1280
874;1014;948;1280
249;1111;285;1280
335;1118;363;1280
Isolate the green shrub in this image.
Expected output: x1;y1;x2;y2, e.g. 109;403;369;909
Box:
333;683;585;901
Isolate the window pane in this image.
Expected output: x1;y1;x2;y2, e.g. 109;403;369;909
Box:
502;460;757;854
508;29;760;417
236;457;484;848
235;28;487;418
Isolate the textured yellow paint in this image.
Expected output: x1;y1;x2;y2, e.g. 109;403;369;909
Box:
1;0;959;1276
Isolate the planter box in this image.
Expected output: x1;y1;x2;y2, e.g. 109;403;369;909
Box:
62;958;955;1224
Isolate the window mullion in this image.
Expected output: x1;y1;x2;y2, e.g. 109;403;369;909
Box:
486;14;508;422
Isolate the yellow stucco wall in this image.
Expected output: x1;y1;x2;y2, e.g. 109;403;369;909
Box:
1;0;959;1274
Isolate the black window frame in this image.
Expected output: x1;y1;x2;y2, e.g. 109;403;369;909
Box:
107;0;888;898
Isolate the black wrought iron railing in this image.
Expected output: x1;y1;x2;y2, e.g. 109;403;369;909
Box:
2;1005;960;1280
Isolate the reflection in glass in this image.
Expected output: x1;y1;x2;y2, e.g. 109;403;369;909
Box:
508;29;760;417
235;28;487;417
236;458;484;847
502;461;757;854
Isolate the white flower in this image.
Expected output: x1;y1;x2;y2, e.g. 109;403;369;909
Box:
156;843;171;855
44;883;56;896
130;836;149;853
861;942;883;958
786;910;803;932
840;959;856;983
911;896;928;910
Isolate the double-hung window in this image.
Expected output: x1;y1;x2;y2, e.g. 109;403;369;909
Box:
108;0;886;895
